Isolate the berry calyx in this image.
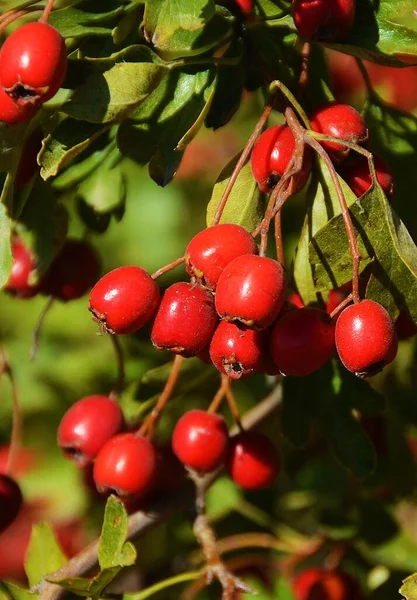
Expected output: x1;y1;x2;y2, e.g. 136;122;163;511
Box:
227;431;279;490
311;103;368;161
151;282;218;357
0;87;38;124
172;409;229;473
293;568;362;600
0;22;67;105
292;0;356;42
57;395;124;468
5;237;39;299
338;154;394;198
215;255;286;329
269;307;335;376
89;266;160;335
210;321;266;379
335;299;398;377
93;433;157;497
0;475;23;533
185;224;257;290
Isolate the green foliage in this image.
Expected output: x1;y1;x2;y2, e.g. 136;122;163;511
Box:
24;522;67;588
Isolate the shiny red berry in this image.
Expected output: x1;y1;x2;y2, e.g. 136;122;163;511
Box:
335;299;397;377
311;102;368;161
185;224;257;290
89;266;160;335
5;237;39;298
0;86;38;124
172;410;229;473
293;568;362;600
338;154;394;198
151;282;218;357
93;433;157;497
210;321;266;379
41;239;100;301
215;255;286;329
251;125;311;193
57;395;124;468
0;475;22;533
292;0;356;42
0;22;67;105
270;307;335;376
227;431;279;490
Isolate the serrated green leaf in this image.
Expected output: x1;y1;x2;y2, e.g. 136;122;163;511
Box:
24;522;67;588
49;1;123;39
98;495;137;569
401;574;417;600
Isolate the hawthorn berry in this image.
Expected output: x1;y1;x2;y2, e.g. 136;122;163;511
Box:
292;0;356;42
0;475;22;533
227;431;279;490
151;282;218;357
270;307;335;376
5;237;39;299
215;255;286;329
93;433;157;497
57;395;124;468
185;224;257;290
251;125;311;193
311;102;368;161
210;321;266;379
326;281;352;317
335;299;398;377
41;239;100;301
338;154;394;198
0;86;38;124
293;567;362;600
0;22;67;105
172;409;229;473
89;265;160;335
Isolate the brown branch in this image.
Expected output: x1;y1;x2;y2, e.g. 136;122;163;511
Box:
151;256;185;280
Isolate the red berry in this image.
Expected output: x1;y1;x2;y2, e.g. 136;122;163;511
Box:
5;237;39;298
335;299;397;377
185;224;257;290
326;282;352;317
215;255;286;329
0;22;67;105
41;239;100;301
0;86;38;124
210;321;266;379
93;433;157;497
57;395;124;468
15;129;43;186
292;0;356;42
227;431;279;490
288;291;305;308
236;0;253;14
293;568;362;600
338;155;394;198
151;282;218;357
0;475;22;533
311;103;368;161
251;125;311;193
89;266;160;335
172;409;229;473
395;309;417;340
270;307;335;376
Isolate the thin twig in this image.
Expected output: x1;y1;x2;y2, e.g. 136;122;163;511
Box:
109;335;125;399
151;256;185;280
39;0;55;22
222;375;243;431
274;210;285;267
207;377;227;413
30;296;55;361
0;7;40;34
329;293;353;320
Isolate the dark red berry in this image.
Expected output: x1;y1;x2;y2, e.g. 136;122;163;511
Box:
172;409;229;473
338;155;394;198
153;445;185;492
89;265;160;335
311;103;368;161
292;0;356;42
227;431;279;490
210;321;266;379
42;239;100;301
57;395;124;468
93;433;157;497
335;299;397;377
0;86;38;124
185;224;257;290
251;125;311;193
0;475;22;533
151;282;218;357
215;255;286;329
0;22;67;105
5;237;39;298
395;309;417;340
293;568;362;600
15;129;43;186
270;307;335;376
326;281;352;317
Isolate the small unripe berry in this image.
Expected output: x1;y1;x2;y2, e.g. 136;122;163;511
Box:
0;475;23;533
5;238;39;298
227;431;279;490
210;321;266;379
338;154;394;198
292;0;356;42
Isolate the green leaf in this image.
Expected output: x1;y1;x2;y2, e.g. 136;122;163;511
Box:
0;181;13;289
401;574;417;600
206;477;242;520
49;0;123;39
47;571;118;599
24;522;67;588
98;495;137;569
78;165;126;214
0;582;33;600
206;154;265;231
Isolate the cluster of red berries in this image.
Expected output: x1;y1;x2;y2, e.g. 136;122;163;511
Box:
0;21;67;124
292;0;356;42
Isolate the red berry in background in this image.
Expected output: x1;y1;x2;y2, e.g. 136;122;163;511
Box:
172;410;229;473
0;475;22;533
395;309;417;340
0;86;38;124
57;395;124;468
0;22;67;105
292;0;356;42
5;237;39;298
338;154;394;198
215;255;286;329
270;307;335;376
15;129;43;186
185;224;257;290
41;239;100;301
251;125;311;193
288;291;305;308
93;433;157;497
151;282;218;357
210;321;266;379
311;103;368;161
293;568;361;600
89;265;160;335
335;299;397;377
236;0;253;14
227;431;279;490
326;281;352;317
